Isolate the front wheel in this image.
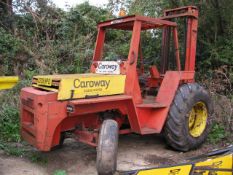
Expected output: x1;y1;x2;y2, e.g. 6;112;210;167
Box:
164;83;213;151
96;119;119;175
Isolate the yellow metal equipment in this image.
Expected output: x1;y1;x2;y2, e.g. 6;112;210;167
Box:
122;146;233;175
0;76;19;90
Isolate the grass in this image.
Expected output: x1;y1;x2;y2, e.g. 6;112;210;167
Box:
0;79;31;142
0;142;26;156
0;106;20;142
28;152;48;165
53;170;67;175
0;79;29;149
208;122;227;144
0;141;48;166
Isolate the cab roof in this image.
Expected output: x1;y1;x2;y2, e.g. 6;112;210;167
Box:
98;15;177;30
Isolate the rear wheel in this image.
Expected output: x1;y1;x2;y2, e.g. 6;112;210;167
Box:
96;119;119;175
164;83;213;151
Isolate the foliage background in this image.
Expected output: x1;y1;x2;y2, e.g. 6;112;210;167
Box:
0;0;232;146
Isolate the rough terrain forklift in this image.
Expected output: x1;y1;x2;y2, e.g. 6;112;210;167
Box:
20;6;213;175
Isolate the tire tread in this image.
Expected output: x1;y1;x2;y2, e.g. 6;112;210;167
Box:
164;83;213;152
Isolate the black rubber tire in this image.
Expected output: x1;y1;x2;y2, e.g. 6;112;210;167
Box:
164;83;213;152
96;119;119;175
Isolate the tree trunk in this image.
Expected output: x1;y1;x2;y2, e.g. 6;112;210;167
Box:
211;0;224;35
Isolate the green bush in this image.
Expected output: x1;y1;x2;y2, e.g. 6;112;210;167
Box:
0;79;31;143
0;27;21;75
208;123;227;144
0;105;20;142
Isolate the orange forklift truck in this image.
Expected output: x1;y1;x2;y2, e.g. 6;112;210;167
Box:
20;6;213;175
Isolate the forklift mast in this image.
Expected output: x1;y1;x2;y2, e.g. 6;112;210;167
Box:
160;6;198;73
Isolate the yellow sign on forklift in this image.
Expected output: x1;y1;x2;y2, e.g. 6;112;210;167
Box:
32;74;126;100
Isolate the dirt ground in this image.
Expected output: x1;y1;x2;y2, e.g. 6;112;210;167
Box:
0;134;217;175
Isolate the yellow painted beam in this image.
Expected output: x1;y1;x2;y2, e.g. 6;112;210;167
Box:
0;76;19;90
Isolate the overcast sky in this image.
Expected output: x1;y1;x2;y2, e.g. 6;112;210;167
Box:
52;0;109;9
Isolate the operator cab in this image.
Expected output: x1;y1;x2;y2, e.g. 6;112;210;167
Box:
90;15;182;102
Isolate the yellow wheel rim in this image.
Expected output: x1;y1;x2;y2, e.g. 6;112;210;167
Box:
188;102;208;137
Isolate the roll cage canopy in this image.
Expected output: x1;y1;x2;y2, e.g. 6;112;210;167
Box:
94;6;198;73
98;15;177;30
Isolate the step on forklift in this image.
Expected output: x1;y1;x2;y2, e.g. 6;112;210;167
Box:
20;6;213;175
